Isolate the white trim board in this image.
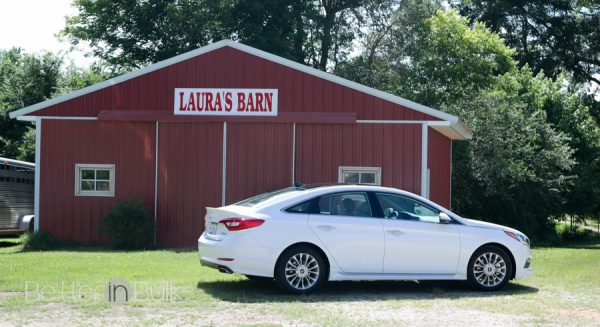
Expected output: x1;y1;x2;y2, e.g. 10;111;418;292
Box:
221;122;227;206
34;118;41;232
17;116;98;122
357;119;471;140
421;123;428;198
291;122;296;185
9;40;468;134
153;122;159;246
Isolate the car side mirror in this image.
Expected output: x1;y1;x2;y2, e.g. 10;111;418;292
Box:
438;212;452;224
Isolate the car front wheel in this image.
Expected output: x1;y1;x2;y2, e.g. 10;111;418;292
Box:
274;246;326;294
467;245;513;291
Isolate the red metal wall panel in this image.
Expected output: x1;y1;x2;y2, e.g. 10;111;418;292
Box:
156;123;223;248
33;44;457;248
226;123;293;204
39;120;156;244
31;47;441;121
295;124;422;195
428;128;452;208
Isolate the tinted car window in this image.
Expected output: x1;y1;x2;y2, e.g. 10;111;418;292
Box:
285;200;312;214
376;193;440;223
236;187;303;207
317;192;372;217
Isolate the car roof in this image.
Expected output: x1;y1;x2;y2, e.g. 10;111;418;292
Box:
299;184;413;195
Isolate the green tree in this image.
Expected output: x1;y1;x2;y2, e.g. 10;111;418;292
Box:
337;0;442;88
449;87;576;238
231;0;314;64
338;9;517;106
339;10;580;239
63;0;393;71
455;0;600;89
495;68;600;219
0;49;114;162
63;0;234;69
0;49;62;161
57;62;115;94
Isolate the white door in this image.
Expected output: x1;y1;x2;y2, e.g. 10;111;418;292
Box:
308;192;384;273
375;193;461;274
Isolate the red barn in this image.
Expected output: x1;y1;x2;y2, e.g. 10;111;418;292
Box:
10;40;471;248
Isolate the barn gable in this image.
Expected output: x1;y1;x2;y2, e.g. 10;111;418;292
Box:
10;40;470;140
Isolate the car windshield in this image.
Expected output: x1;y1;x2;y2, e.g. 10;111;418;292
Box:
236;187;304;207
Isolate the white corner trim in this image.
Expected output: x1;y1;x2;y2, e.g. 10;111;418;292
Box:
421;123;428;198
154;122;159;246
9;40;460;124
34;118;41;232
449;141;453;209
291;123;296;185
222;122;227;206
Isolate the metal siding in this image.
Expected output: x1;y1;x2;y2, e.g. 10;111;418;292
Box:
428;128;451;208
295;124;422;194
39;120;155;243
30;45;457;248
226;123;293;204
31;47;440;121
156;123;223;248
0;181;34;229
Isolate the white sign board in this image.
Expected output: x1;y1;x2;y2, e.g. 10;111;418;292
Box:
174;88;278;116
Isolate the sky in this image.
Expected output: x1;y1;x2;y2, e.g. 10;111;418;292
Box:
0;0;95;66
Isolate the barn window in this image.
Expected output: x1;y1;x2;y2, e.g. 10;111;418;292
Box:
338;166;381;186
75;164;115;197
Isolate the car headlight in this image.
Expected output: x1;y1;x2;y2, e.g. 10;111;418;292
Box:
504;231;530;247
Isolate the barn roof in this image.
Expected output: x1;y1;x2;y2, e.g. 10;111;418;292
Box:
9;40;471;139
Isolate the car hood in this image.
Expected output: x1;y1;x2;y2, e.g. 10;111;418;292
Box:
461;218;522;235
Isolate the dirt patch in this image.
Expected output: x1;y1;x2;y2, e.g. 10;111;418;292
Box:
558;308;600;321
0;291;20;300
311;301;531;327
0;303;316;327
2;300;599;326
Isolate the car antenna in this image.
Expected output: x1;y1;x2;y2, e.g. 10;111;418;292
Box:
293;181;305;189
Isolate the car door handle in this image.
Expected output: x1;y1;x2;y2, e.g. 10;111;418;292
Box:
316;225;335;232
386;229;405;236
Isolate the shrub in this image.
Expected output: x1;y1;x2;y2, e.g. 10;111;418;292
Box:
22;232;80;251
101;199;154;250
555;223;591;242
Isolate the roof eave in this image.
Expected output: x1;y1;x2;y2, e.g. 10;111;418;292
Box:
428;120;472;140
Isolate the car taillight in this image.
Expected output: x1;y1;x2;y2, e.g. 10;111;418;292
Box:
219;218;264;231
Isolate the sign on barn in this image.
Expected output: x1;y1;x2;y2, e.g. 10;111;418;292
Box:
174;88;278;116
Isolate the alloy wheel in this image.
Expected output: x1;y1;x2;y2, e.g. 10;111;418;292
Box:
284;253;320;290
472;252;507;287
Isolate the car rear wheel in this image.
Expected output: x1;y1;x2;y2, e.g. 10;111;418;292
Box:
467;245;513;291
275;246;326;294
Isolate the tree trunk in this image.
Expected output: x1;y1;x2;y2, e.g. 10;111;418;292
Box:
319;8;335;71
292;3;306;63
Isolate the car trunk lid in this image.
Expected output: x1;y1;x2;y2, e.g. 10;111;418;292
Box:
204;206;264;239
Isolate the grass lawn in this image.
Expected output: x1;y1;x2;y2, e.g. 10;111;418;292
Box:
1;236;600;326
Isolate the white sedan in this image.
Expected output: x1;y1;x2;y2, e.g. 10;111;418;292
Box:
198;185;532;293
